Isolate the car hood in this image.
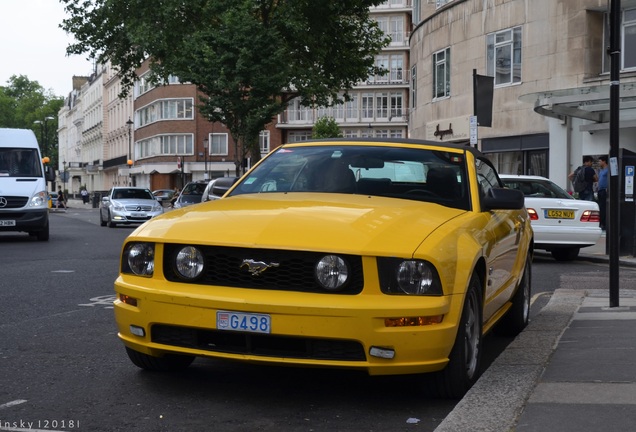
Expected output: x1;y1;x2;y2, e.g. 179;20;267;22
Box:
131;193;467;256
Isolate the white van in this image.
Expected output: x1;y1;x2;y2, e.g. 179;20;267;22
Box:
0;128;55;241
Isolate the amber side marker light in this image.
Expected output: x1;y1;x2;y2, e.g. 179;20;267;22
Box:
385;315;444;327
119;294;138;307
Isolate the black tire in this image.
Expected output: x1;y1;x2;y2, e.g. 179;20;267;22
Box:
550;247;579;261
99;210;107;227
125;347;195;371
434;274;483;399
107;212;117;228
35;222;50;241
495;257;531;337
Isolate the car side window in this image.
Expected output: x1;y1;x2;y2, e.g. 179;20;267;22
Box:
475;158;501;203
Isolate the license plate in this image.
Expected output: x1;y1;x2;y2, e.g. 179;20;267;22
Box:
545;209;575;219
0;220;16;226
217;310;271;334
131;212;146;217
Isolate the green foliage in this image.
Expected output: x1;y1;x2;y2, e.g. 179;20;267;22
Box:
0;75;63;163
60;0;389;173
312;116;342;139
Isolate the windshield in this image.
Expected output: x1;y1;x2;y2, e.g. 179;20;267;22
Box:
112;188;154;200
502;178;573;199
229;145;470;210
0;149;42;178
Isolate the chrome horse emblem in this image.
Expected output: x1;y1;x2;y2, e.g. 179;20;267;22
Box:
240;259;280;276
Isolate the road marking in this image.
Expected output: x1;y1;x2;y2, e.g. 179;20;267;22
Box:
0;399;27;409
78;295;116;309
51;270;75;273
530;291;551;306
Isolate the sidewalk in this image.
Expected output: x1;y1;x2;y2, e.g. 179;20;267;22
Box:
436;238;636;432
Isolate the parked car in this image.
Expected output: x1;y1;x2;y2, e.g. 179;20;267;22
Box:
99;187;163;228
500;174;602;261
152;189;175;206
201;177;239;202
172;181;209;209
114;138;533;398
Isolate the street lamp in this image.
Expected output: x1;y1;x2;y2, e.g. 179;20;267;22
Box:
126;118;134;186
203;138;209;180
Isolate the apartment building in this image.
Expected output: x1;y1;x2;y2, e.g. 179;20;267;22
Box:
410;0;636;189
276;0;412;141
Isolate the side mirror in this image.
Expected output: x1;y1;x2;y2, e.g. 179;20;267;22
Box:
483;187;525;211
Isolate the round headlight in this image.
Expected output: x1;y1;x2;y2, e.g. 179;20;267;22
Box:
315;255;349;291
396;261;436;295
127;243;155;276
175;246;205;280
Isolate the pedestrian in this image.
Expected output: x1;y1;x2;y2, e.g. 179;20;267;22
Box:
597;155;609;231
81;188;89;205
56;187;67;212
568;155;598;201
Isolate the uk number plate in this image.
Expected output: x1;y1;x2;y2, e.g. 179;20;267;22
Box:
0;220;16;226
217;310;271;334
131;212;146;217
545;209;575;219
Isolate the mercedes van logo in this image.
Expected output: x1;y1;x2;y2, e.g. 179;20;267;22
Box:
0;197;7;208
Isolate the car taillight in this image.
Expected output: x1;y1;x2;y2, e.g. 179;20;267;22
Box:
580;210;600;222
526;208;538;220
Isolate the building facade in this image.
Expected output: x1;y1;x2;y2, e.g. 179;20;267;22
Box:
276;0;412;142
410;0;636;190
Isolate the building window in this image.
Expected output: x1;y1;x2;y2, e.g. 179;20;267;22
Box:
288;131;313;142
210;133;228;155
390;92;403;118
390;56;404;82
433;47;451;99
487;27;522;86
412;0;421;25
137;134;193;159
138;98;194;127
259;130;270;154
376;93;389;119
436;0;454;8
411;65;417;108
362;93;375;120
603;8;636;72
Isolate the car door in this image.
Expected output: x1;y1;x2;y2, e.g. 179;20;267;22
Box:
475;159;525;321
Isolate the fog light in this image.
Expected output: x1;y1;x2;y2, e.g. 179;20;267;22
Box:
384;315;444;327
369;346;395;359
129;325;145;337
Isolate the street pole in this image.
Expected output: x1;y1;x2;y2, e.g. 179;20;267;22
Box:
608;0;621;307
126;118;134;186
204;138;209;180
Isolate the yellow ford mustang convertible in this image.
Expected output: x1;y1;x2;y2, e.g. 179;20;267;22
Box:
114;139;533;398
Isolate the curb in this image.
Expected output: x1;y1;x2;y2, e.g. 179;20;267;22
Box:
434;289;585;432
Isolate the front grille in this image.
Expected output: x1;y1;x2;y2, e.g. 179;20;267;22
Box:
163;245;364;294
124;204;153;211
152;324;367;361
0;196;29;209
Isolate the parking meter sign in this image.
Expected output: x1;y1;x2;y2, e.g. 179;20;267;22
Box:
626;166;634;202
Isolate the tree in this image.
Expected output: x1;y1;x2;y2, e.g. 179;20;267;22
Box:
0;75;63;166
312;116;343;139
60;0;389;175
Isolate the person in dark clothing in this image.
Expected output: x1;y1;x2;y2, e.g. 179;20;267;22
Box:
56;187;67;211
568;155;598;201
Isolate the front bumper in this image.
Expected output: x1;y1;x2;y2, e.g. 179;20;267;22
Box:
114;278;464;375
0;208;48;232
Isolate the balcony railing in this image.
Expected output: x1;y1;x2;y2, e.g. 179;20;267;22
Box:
278;109;409;126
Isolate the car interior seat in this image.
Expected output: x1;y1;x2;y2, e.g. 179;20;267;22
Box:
426;167;458;198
